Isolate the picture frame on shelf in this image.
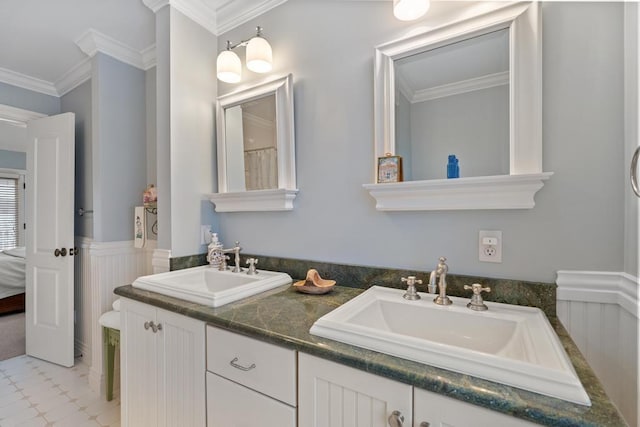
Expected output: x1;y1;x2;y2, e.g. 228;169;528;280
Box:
377;154;403;183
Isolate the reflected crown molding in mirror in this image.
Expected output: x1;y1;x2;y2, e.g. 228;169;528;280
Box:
210;74;297;212
367;1;552;211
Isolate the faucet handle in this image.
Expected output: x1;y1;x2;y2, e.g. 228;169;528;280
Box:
401;276;423;286
464;283;491;295
246;258;258;275
464;283;490;311
401;276;422;301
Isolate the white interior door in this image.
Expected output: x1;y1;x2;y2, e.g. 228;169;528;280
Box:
25;113;75;367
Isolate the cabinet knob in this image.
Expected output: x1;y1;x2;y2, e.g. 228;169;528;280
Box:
420;423;430;427
144;321;162;333
388;410;404;427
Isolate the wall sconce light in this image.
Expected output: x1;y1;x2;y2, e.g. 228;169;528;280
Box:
393;0;430;21
217;26;273;83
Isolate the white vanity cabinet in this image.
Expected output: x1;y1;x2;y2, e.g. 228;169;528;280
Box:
414;388;539;427
120;298;205;427
299;353;539;427
298;353;413;426
206;325;297;426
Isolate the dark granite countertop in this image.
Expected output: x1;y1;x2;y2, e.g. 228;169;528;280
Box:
114;283;626;427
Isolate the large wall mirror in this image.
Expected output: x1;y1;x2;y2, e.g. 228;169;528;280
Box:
365;2;552;211
210;74;297;212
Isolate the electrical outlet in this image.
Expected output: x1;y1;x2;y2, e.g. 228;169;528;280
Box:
479;230;502;263
201;225;212;245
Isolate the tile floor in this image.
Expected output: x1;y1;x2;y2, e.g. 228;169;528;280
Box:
0;355;120;427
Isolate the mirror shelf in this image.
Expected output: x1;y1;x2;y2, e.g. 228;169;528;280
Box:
367;1;551;211
211;74;297;212
363;173;552;211
209;188;299;212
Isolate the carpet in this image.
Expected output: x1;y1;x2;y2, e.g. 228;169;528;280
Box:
0;312;25;361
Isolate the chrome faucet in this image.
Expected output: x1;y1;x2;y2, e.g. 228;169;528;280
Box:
223;241;243;273
429;257;452;306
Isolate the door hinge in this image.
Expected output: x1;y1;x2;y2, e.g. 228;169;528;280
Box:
23;223;26;230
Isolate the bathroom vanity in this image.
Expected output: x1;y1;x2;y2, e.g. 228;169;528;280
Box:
115;281;625;427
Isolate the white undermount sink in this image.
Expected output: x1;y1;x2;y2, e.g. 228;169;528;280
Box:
310;285;591;406
132;265;292;307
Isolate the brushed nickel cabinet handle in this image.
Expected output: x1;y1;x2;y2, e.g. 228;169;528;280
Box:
229;357;256;371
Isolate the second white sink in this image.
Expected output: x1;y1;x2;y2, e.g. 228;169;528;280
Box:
133;266;292;307
310;285;590;406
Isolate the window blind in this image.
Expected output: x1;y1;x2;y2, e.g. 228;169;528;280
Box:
0;177;18;250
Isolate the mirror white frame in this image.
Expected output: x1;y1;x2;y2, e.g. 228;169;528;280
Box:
364;2;552;211
210;74;298;212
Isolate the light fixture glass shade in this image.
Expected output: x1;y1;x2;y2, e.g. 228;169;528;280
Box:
246;36;273;73
217;50;242;83
393;0;430;21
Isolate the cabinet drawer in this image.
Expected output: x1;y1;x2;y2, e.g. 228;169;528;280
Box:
207;372;296;427
206;325;296;406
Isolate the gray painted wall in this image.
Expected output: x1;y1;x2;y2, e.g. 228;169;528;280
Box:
0;82;60;115
61;80;93;238
214;2;626;283
92;53;147;242
0;149;26;169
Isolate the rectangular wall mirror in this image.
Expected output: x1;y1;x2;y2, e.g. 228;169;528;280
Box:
211;74;298;212
365;2;552;211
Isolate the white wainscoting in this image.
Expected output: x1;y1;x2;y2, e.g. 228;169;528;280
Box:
74;238;155;394
557;271;638;426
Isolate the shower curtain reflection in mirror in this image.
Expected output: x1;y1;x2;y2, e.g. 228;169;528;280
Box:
224;94;278;192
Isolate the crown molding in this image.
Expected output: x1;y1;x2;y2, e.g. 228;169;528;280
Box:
55;58;92;96
0;104;47;127
76;29;146;70
141;44;157;70
411;71;509;103
142;0;169;13
0;66;58;97
217;0;288;34
143;0;217;35
143;0;288;36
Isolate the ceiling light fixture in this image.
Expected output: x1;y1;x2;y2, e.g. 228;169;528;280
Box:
393;0;430;21
217;26;273;83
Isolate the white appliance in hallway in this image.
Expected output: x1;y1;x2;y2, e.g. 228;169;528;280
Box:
25;113;75;367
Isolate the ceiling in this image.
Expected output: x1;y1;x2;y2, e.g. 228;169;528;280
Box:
0;0;282;97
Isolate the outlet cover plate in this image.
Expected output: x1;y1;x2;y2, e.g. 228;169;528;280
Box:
479;230;502;263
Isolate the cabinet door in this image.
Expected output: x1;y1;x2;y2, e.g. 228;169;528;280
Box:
121;299;159;427
299;353;412;427
157;307;206;427
414;388;539;427
207;372;296;427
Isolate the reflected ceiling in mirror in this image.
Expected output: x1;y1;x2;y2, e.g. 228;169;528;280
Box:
395;29;509;180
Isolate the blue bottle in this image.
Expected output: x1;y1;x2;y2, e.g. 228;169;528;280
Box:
447;155;459;179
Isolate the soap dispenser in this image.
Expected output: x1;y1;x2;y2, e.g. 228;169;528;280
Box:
207;232;223;267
